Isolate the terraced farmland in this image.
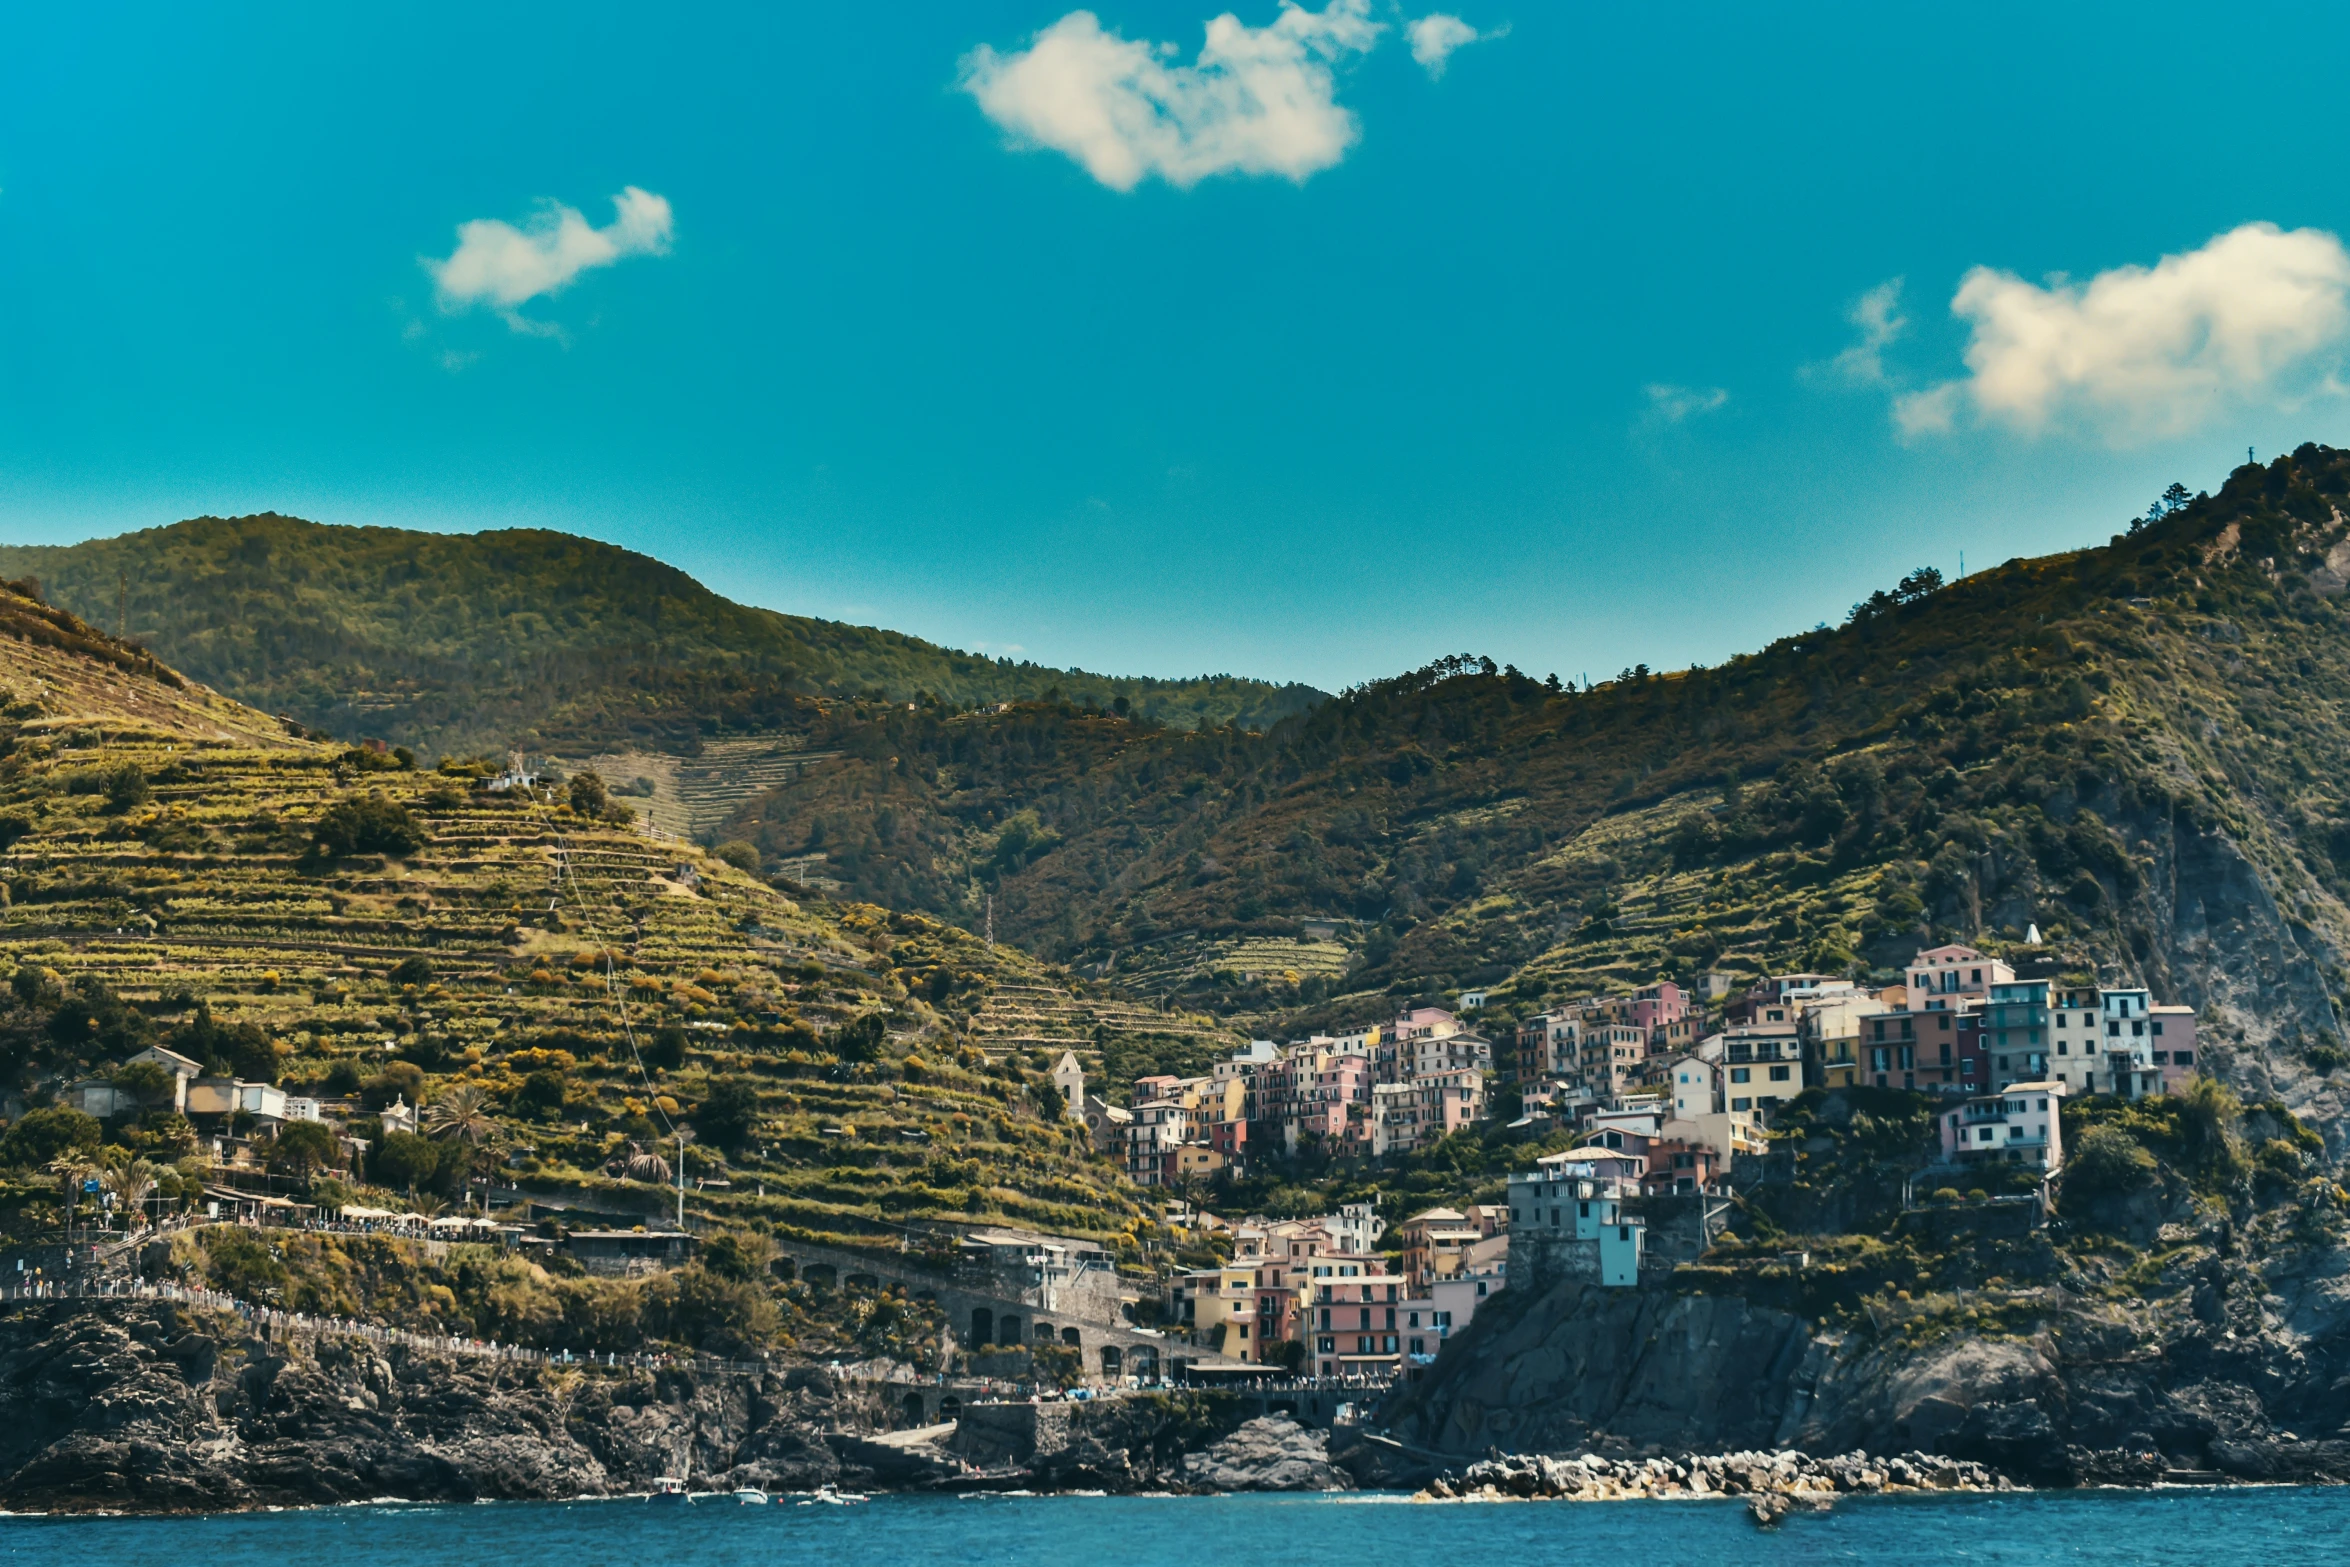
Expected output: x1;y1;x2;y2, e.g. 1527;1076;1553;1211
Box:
0;586;1155;1256
558;736;845;845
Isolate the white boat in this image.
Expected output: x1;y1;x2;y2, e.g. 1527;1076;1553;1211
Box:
649;1476;692;1504
733;1488;770;1505
799;1485;868;1506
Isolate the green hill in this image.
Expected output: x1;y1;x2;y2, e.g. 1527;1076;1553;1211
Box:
0;514;1325;758
713;448;2350;1134
0;580;1248;1275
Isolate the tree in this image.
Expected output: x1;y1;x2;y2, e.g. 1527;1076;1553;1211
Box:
642;1024;686;1072
101;763;149;812
268;1120;342;1180
567;771;608;818
694;1078;762;1151
2180;1074;2246;1184
44;1152;98;1227
423;1083;495;1144
372;1130;462;1195
831;1012;886;1063
514;1068;567;1117
1;1106;101;1168
362;1060;425;1110
101;1159;159;1227
314;793;424;857
388;956;434;988
110;1059;176;1111
714;841;759;872
2060;1124;2156;1200
9;963;54;1008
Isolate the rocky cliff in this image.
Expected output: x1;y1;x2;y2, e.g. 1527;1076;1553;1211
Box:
1382;1250;2350;1486
0;1303;1363;1510
0;1300;895;1510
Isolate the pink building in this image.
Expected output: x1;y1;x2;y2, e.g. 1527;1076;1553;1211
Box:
1625;981;1688;1033
1906;945;2016;1011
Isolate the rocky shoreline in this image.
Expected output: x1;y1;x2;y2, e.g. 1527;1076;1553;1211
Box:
1418;1448;2012;1525
0;1300;2341;1513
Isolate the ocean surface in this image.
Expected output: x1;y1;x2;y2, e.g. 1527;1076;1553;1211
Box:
0;1488;2342;1565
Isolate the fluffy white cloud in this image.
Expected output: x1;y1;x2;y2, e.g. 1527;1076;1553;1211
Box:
958;2;1384;191
1645;383;1728;423
1823;277;1906;386
1407;13;1502;77
1896;223;2350;440
425;187;673;330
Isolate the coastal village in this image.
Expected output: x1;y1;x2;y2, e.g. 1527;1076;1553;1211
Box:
1009;939;2206;1385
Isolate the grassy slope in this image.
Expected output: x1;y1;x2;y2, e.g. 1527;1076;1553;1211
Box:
0;585;1245;1260
0;514;1325;757
717;450;2350;1136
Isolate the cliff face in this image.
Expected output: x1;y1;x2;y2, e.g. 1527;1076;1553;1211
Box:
1383;1255;2350;1486
0;1301;882;1510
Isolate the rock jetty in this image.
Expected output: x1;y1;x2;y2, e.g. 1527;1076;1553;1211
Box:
1416;1447;2010;1518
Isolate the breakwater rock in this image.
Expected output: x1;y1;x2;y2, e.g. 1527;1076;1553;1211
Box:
1419;1447;2008;1506
947;1395;1347;1492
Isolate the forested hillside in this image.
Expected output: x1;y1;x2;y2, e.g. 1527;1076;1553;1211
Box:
0;515;1324;756
720;449;2350;1135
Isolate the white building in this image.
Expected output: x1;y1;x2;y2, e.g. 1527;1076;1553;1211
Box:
1937;1080;2066;1172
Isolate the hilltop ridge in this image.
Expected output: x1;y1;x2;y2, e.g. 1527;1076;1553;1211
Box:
0;514;1325;758
709;448;2350;1139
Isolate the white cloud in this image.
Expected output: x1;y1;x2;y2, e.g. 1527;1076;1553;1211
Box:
1645;383;1729;424
424;187;673;332
958;2;1384;191
1821;277;1906;386
1407;13;1503;77
1896;222;2350;441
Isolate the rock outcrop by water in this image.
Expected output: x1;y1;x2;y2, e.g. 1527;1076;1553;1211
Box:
0;1300;886;1510
1185;1416;1352;1491
1420;1448;2007;1504
1384;1265;2350;1487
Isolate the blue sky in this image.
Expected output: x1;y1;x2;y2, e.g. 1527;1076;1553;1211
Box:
4;2;2349;692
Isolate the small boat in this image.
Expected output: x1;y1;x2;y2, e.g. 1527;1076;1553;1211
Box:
649;1476;692;1504
799;1485;868;1506
733;1488;770;1505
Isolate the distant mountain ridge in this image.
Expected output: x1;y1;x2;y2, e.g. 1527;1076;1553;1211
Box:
711;447;2350;1144
0;514;1326;756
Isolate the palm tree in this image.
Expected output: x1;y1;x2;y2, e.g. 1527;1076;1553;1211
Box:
623;1142;672;1184
102;1160;158;1229
423;1083;495;1144
44;1154;96;1232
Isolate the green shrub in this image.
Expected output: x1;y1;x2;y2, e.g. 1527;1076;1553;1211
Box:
2062;1124;2158;1199
0;1105;101;1167
314;792;424;857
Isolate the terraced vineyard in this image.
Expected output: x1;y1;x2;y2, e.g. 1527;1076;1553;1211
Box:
0;585;1157;1256
558;736;846;845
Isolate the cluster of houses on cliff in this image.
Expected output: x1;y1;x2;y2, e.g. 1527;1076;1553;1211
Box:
1157;1198;1516;1380
1070;943;2197;1200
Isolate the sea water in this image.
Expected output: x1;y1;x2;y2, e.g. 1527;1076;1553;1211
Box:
0;1488;2342;1566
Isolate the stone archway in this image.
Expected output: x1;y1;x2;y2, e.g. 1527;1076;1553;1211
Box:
971;1306;993;1345
900;1392;927;1428
1034;1320;1056;1342
997;1315;1023;1346
1061;1326;1082;1347
1098;1345;1122;1376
